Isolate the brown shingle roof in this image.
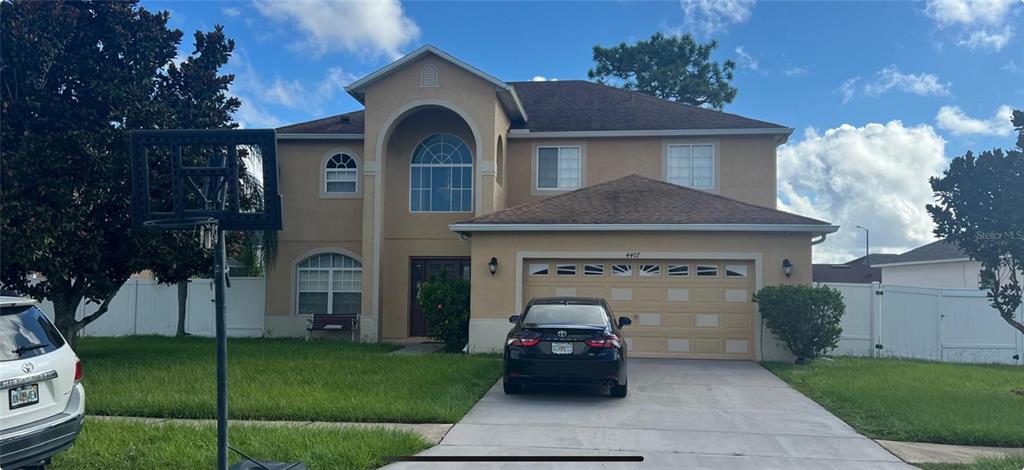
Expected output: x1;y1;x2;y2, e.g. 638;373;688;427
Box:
458;175;832;226
508;80;787;132
276;81;788;135
277;110;364;134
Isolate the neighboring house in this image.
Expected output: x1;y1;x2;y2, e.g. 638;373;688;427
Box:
263;45;838;360
813;253;899;284
874;240;981;289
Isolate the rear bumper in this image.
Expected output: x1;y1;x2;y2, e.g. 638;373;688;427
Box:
504;355;625;385
0;383;85;469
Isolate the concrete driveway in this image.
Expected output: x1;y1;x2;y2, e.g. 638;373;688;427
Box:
387;359;913;469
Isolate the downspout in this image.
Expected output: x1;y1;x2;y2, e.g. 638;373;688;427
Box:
811;233;828;245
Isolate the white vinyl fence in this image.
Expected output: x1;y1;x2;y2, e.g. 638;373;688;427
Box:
36;278;266;337
827;282;1024;365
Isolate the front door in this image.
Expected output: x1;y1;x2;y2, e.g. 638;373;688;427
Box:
409;257;471;337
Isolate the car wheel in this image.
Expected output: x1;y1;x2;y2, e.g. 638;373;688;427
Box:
610;383;628;398
503;380;522;395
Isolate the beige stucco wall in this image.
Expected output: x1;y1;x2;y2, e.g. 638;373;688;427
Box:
504;134;778;208
465;230;812;360
264;139;365;336
378;108;474;339
359;52;513;340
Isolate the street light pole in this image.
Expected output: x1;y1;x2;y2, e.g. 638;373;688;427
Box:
855;225;870;262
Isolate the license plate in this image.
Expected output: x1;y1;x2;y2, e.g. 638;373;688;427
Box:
551;342;573;355
9;383;39;409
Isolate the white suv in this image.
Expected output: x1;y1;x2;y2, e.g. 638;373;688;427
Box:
0;297;84;469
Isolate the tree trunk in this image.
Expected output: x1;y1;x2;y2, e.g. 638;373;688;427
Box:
51;294;83;348
176;280;189;336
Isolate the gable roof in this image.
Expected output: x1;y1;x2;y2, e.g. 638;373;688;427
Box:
874;240;969;267
451;175;836;233
343;45;527;122
812;254;898;284
506;80;788;135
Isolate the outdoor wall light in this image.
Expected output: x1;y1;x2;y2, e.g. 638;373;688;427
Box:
782;258;794;278
488;257;498;276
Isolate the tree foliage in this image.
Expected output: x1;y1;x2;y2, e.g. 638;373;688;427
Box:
416;270;471;352
927;109;1024;335
588;32;737;110
0;1;245;342
754;285;845;362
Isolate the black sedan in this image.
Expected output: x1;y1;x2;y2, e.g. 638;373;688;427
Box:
503;297;631;397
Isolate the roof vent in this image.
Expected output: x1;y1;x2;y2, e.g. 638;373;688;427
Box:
420;63;439;88
339;115;351;123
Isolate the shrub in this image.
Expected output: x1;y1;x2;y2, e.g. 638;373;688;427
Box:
416;270;471;352
753;284;844;363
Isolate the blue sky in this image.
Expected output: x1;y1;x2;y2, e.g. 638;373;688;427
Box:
149;0;1023;262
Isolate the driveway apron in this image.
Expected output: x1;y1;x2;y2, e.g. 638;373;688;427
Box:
386;359;913;469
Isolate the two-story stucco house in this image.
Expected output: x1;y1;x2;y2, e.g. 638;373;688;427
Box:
264;45;838;360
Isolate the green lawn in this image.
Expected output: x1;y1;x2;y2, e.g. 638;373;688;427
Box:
762;357;1024;447
77;336;502;423
917;456;1024;470
52;419;430;470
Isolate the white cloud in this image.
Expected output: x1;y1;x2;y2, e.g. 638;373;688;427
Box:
252;0;420;59
936;105;1015;136
838;77;860;104
223;7;241;17
733;46;759;71
778;121;948;263
531;76;558;82
864;67;951;97
958;25;1013;49
841;67;951;102
781;65;808;76
924;0;1019;51
679;0;756;35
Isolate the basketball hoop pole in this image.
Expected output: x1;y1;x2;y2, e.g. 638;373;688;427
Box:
213;223;229;470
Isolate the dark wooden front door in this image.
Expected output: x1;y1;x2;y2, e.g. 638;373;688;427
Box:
409;257;471;337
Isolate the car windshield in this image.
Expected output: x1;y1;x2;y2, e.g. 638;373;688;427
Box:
522;304;608;327
0;305;66;362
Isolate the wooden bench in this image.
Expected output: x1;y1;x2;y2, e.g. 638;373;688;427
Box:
305;314;359;341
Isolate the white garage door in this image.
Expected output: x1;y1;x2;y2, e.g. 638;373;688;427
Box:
523;259;755;360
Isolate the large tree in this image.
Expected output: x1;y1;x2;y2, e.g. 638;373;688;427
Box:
0;1;238;343
588;32;737;110
927;109;1024;335
145;27;240;337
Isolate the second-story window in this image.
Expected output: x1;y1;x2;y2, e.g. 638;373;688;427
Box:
325;153;358;193
537;146;581;190
410;133;473;212
667;144;714;189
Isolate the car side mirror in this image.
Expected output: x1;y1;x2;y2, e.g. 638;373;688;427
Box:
509;315;521;324
618;316;632;328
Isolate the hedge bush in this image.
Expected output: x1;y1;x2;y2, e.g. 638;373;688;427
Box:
416;270;471;352
753;284;844;363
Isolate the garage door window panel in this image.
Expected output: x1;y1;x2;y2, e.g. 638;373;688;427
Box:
556;264;577;276
640;264;661;277
528;264;549;276
696;265;719;277
611;264;633;277
584;264;605;276
667;265;689;277
725;265;748;277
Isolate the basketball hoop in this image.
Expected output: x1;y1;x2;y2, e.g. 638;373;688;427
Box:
130;129;283;470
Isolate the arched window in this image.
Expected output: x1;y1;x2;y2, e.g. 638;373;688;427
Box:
410;133;473;212
324;153;358;193
296;253;362;315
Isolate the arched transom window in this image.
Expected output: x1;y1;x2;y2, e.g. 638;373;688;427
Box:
410;133;473;212
296;253;362;315
324;153;358;193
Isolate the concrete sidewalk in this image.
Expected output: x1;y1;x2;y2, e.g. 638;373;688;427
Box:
877;439;1024;465
385;359;914;469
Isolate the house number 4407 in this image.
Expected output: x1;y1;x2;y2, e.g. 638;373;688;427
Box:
625;252;641;258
